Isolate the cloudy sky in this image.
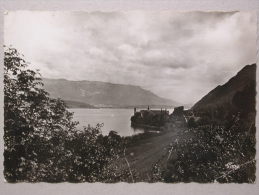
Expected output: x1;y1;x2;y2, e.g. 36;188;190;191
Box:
4;11;257;104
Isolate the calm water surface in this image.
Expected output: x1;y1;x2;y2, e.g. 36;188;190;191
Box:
69;108;173;136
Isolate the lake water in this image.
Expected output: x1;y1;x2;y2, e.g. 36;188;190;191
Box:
69;108;174;136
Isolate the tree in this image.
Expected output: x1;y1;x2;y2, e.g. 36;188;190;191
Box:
4;47;79;182
4;47;126;182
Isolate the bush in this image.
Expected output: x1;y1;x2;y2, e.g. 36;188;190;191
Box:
159;112;255;183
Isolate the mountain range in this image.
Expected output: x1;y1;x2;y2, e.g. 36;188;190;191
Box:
42;78;178;108
192;64;256;112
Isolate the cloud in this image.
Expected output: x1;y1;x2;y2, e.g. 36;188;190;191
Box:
4;11;257;105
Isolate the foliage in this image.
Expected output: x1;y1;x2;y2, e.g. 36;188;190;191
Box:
4;47;126;182
156;112;255;183
151;79;256;183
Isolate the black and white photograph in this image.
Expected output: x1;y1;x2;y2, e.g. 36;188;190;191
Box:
3;10;256;183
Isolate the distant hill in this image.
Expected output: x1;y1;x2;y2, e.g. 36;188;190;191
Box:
42;78;178;108
192;64;256;112
63;100;96;109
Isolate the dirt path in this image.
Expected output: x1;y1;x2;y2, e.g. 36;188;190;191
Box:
121;119;187;182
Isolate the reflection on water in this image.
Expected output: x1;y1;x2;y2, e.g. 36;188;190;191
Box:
69;108;143;136
69;108;173;137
